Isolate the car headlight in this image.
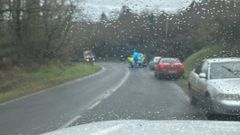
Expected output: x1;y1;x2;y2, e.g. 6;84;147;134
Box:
215;94;240;101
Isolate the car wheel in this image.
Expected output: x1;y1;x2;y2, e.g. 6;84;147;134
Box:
188;84;197;105
154;72;157;78
190;95;197;106
174;75;180;80
157;74;163;79
205;94;214;116
154;73;160;79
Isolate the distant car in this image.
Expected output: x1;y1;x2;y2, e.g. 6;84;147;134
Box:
154;58;184;79
83;50;95;63
188;58;240;116
149;56;161;70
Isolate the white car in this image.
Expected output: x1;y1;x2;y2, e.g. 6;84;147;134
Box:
83;50;95;62
188;58;240;116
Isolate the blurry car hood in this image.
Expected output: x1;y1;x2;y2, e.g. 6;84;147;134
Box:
42;120;240;135
209;79;240;94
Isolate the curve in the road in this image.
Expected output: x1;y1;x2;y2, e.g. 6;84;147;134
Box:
0;63;130;135
0;65;106;107
61;65;130;128
71;67;207;127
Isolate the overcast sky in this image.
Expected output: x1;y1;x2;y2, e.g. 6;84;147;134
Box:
81;0;193;20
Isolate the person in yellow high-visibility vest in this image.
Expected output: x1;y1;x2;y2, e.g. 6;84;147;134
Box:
142;54;145;63
127;55;134;68
142;54;147;67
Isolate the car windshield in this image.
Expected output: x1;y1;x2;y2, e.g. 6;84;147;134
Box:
161;58;180;63
153;57;161;63
210;62;240;79
1;0;240;134
83;51;94;57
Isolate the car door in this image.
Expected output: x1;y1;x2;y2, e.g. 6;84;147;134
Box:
189;62;203;99
195;62;209;101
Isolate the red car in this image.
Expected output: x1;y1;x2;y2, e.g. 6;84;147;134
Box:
154;58;184;79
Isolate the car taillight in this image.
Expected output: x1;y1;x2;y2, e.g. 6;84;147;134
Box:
179;64;184;69
159;63;168;69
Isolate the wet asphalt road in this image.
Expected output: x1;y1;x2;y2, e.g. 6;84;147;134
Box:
0;63;208;135
71;64;206;126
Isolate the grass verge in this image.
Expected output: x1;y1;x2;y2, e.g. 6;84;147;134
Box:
0;63;101;103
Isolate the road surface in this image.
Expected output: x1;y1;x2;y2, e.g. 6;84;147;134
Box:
0;63;207;135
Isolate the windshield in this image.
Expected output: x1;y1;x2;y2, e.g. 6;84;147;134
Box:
153;57;161;63
84;51;94;57
161;58;180;63
210;62;240;79
1;0;240;135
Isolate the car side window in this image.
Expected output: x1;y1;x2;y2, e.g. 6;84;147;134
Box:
195;63;203;74
201;62;208;75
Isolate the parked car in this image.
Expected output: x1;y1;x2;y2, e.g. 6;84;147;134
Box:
188;58;240;116
149;56;161;70
83;50;95;63
154;58;184;79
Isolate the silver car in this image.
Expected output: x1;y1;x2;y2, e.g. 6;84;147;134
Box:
149;56;161;70
188;58;240;116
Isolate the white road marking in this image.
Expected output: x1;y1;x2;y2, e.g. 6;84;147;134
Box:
88;68;130;110
101;68;130;100
59;67;130;129
88;100;101;110
60;115;81;129
0;66;105;107
172;83;190;103
62;66;106;86
103;92;111;99
0;90;47;107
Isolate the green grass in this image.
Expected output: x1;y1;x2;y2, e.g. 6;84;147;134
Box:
0;63;101;103
181;44;240;85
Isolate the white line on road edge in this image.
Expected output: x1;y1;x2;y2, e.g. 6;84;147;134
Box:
61;66;106;86
0;66;106;107
88;100;101;110
87;68;130;110
85;70;130;110
60;115;81;129
103;92;111;99
172;83;190;103
101;68;130;100
59;67;130;130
